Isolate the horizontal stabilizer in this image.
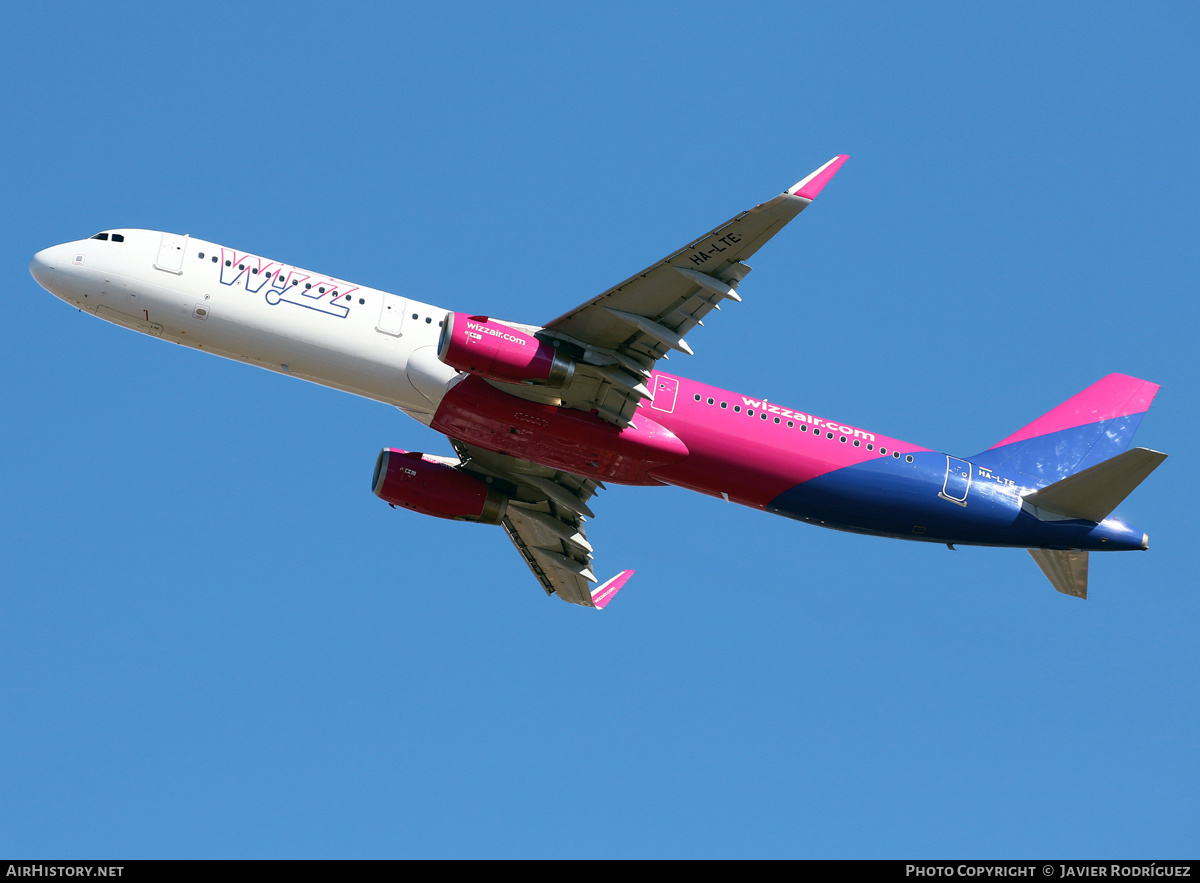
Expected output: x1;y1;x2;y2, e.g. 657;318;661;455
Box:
1029;549;1089;599
1022;447;1168;522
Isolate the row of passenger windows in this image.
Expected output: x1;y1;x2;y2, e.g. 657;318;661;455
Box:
90;233;125;242
183;250;445;325
195;251;367;304
692;392;914;461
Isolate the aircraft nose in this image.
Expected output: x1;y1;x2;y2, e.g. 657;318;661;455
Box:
29;247;58;289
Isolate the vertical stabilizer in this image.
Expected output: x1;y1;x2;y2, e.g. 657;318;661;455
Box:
973;374;1159;486
1029;550;1089;599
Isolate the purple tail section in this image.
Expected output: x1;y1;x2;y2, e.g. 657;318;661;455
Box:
972;374;1160;486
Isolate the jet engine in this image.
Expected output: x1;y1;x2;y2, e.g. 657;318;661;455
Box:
372;448;507;524
437;313;574;388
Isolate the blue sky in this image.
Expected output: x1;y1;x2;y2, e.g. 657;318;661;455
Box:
2;1;1197;858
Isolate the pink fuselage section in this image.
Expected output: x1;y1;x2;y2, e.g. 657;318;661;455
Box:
430;371;929;509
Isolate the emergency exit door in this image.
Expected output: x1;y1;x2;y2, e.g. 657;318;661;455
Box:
376;293;408;336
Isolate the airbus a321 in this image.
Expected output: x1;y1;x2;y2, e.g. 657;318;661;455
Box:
29;156;1166;607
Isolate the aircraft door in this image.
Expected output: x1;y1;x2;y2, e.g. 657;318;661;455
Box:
376;293;407;336
940;456;972;506
650;375;678;413
154;232;188;274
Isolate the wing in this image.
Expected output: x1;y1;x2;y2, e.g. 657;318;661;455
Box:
540;155;848;426
451;440;633;609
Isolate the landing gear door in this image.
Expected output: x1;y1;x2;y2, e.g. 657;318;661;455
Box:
376;293;407;336
939;456;972;506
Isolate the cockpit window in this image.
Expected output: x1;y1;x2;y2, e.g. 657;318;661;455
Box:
91;233;109;240
111;234;124;243
89;232;125;242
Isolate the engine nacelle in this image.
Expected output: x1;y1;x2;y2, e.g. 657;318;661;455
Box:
372;448;507;524
437;312;574;388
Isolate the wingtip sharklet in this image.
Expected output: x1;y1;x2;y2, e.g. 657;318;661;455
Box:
591;569;634;610
789;154;849;200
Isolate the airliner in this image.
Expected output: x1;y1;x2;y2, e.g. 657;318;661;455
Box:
29;156;1166;608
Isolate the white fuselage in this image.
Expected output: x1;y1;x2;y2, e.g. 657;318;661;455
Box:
30;229;461;424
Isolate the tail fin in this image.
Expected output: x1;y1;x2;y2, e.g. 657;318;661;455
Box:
973;374;1159;485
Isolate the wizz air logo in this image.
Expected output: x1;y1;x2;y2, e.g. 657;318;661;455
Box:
742;397;876;442
465;321;528;345
218;248;356;319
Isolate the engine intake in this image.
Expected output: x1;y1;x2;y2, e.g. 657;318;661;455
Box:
372;448;507;524
437;313;574;388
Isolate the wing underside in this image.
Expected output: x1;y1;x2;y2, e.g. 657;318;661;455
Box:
450;440;628;607
516;156;849;428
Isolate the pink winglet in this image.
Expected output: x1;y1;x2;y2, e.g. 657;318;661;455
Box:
790;155;849;200
989;374;1160;449
591;569;634;610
